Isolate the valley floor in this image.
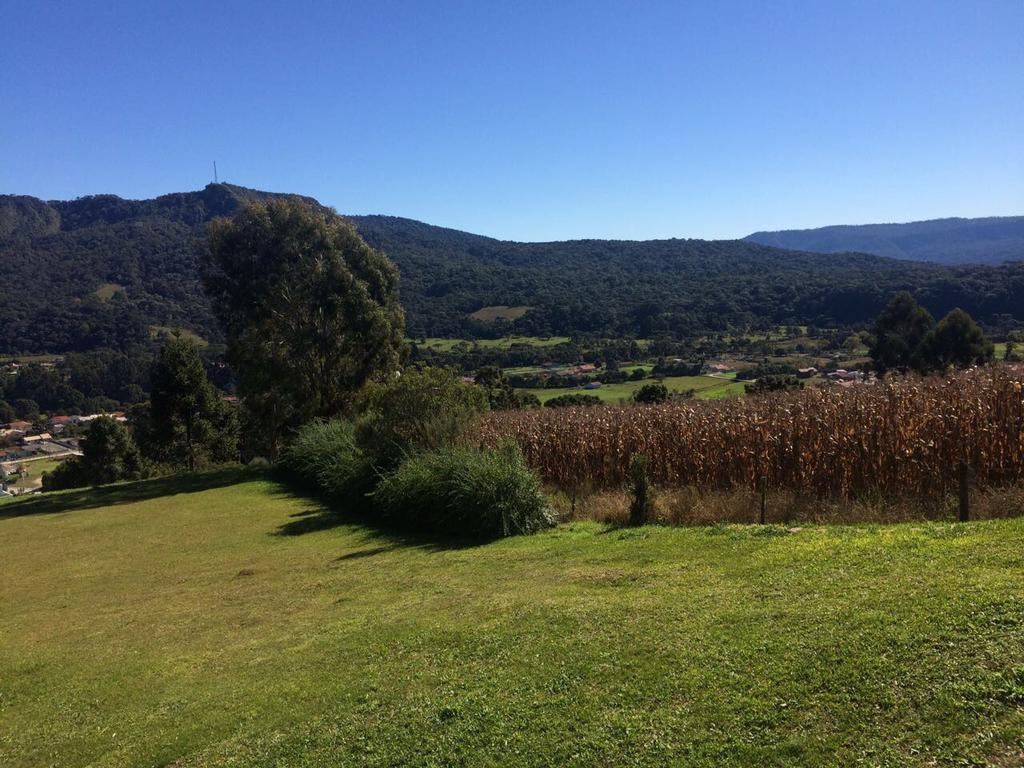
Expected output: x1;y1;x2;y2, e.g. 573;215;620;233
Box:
1;473;1022;767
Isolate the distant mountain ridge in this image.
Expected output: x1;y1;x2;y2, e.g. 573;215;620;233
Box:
1;184;1023;353
745;216;1024;265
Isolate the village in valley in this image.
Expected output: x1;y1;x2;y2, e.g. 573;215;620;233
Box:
416;323;896;407
0;409;115;496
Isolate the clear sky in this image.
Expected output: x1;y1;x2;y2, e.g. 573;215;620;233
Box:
1;0;1022;241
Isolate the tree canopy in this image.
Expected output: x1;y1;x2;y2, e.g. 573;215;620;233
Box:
3;186;1024;355
869;293;994;374
43;416;145;490
204;199;405;456
869;292;936;374
920;308;994;370
141;335;237;471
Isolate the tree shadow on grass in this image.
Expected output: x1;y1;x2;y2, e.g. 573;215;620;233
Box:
0;467;254;521
266;480;485;553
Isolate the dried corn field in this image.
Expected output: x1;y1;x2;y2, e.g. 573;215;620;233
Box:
476;368;1024;499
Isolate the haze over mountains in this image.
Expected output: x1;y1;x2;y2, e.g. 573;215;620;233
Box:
1;184;1023;354
745;216;1024;266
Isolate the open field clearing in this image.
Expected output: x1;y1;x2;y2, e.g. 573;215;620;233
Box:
485;368;1024;494
1;457;65;491
0;353;63;364
520;374;745;404
1;472;1023;767
147;326;209;346
93;282;124;301
413;336;571;352
468;305;533;322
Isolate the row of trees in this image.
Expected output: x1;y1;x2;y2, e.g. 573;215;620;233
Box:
45;337;237;489
869;293;994;375
0;348;154;423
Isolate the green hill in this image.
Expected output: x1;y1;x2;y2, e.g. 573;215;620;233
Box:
2;185;1024;353
2;472;1022;766
746;215;1024;266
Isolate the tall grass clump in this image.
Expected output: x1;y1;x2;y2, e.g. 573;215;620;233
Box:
278;419;375;505
373;443;553;539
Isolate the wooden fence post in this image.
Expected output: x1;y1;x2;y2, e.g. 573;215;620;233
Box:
958;460;970;523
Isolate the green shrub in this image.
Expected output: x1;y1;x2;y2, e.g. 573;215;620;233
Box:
744;374;803;395
628;453;655;526
43;416;146;491
373;443;553;539
544;393;602;408
278;419;375;504
355;366;488;468
633;383;669;404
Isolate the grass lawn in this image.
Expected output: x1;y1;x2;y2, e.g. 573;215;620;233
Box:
1;473;1022;766
523;374;746;403
2;457;66;491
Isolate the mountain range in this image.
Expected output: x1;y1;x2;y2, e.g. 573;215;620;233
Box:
1;184;1022;354
745;216;1024;266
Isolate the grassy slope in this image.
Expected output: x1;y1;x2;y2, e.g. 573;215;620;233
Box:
1;473;1022;767
523;374;746;403
414;336;571;352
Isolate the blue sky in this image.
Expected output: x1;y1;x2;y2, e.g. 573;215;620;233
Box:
1;0;1021;240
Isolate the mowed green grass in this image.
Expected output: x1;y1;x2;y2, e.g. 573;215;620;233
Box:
522;374;746;403
2;473;1023;767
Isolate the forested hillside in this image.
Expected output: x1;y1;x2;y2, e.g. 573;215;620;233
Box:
2;184;1023;353
350;215;1024;338
745;215;1024;265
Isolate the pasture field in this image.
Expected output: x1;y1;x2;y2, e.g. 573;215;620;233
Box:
413;335;571;352
520;374;746;404
2;472;1023;767
468;305;533;322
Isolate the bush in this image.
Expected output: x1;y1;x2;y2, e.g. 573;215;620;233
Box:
42;416;145;491
373;444;553;539
745;375;803;395
633;382;669;404
736;363;798;381
628;453;655;526
278;419;375;505
544;393;602;408
355;366;488;468
42;457;88;491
